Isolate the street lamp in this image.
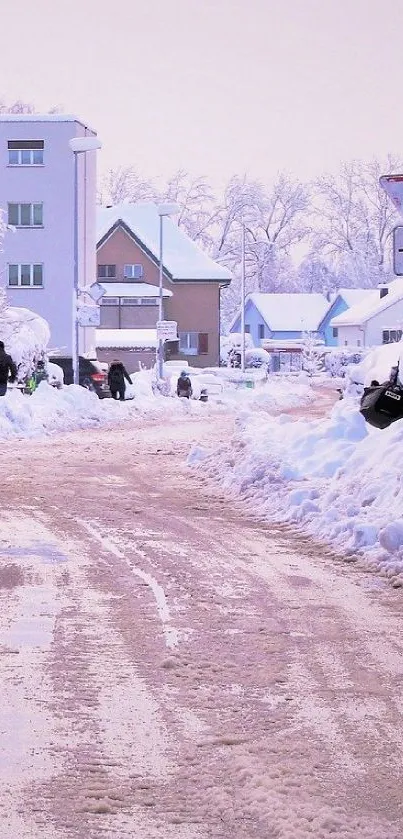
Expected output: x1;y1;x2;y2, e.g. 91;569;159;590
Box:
69;135;102;385
155;202;180;379
240;220;246;373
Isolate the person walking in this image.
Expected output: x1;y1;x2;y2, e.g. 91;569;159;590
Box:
107;359;132;401
0;341;17;397
176;369;193;399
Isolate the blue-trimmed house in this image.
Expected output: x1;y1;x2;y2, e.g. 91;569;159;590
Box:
317;288;377;346
230;289;377;347
230;293;330;346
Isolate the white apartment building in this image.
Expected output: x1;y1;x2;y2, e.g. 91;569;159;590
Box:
0;114;99;353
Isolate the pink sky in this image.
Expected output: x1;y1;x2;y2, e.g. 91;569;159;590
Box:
2;0;403;188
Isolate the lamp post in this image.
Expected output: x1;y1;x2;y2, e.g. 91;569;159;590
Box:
155;202;180;379
69;136;102;385
240;220;246;373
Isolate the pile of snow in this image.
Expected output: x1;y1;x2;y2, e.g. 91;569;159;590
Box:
342;341;403;400
190;397;403;585
0;368;317;442
0;376;222;440
351;342;403;388
0;300;50;380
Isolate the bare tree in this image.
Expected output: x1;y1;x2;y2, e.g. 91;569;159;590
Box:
0;99;36;114
312;156;402;287
217;173;310;296
162;169;219;251
98;166;157;206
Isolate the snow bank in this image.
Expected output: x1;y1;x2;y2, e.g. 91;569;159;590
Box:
351;341;402;387
0;377;217;440
191;398;403;585
0;369;317;442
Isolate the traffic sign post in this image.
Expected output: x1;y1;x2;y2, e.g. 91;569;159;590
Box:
393;226;403;276
380;174;403;215
156;320;178;342
77;305;101;327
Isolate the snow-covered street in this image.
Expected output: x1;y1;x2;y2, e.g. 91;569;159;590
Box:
1;408;403;838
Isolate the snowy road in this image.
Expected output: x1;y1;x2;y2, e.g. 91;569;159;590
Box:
1;412;403;838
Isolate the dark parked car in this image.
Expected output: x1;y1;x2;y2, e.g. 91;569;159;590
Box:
49;356;111;398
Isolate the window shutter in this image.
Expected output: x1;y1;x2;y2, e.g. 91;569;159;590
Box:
198;333;209;354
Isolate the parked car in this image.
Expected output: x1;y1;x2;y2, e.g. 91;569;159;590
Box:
48;356;111;398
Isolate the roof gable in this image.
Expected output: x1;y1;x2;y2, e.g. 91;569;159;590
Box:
247;293;330;332
331;283;403;327
97;203;232;284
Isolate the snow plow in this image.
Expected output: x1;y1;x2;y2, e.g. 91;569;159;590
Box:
360;368;403;429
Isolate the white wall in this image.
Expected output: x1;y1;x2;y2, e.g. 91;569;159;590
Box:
365;298;403;346
337;325;364;346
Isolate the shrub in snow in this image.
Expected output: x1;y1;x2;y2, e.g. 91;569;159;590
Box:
324;346;368;379
220;332;254;366
0;287;50;383
244;347;270;370
301;333;324;377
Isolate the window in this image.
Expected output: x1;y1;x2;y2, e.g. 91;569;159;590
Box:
8;264;43;287
383;329;402;344
8;140;44;165
332;327;338;338
245;324;251;333
258;324;265;340
97;264;116;279
140;298;157;305
8;203;43;227
179;332;209;355
101;297;119;306
124;263;143;279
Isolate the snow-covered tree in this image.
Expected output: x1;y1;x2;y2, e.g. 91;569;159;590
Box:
301;332;323;377
162;169;219;251
216;174;310;327
98;166;158;205
312;156;402;288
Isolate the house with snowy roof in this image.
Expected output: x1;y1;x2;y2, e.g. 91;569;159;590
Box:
330;280;403;347
96;203;232;369
317;288;378;346
230;292;330;347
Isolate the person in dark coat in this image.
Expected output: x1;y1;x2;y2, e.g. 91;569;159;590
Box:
107;359;132;401
0;341;17;397
177;370;193;399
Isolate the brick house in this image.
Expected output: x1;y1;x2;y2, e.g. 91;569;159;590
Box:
95;203;232;370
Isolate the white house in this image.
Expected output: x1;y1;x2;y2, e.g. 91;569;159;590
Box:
0;114;99;354
330;280;403;347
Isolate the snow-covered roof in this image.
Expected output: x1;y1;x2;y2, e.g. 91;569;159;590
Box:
97;203;232;283
331;280;403;327
242;293;330;332
0;114;95;130
337;288;379;307
95;328;159;349
100;282;172;298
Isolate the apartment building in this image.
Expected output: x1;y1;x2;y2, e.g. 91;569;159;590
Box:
0;114;98;353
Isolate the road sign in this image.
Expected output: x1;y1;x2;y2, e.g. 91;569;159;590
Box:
156;320;178;341
77;305;101;327
380;174;403;215
393;226;403;275
87;282;105;303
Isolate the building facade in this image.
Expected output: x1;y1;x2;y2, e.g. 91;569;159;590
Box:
330;283;403;347
96;205;231;369
0;115;98;354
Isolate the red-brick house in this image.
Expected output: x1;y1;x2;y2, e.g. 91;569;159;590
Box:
96;203;232;370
